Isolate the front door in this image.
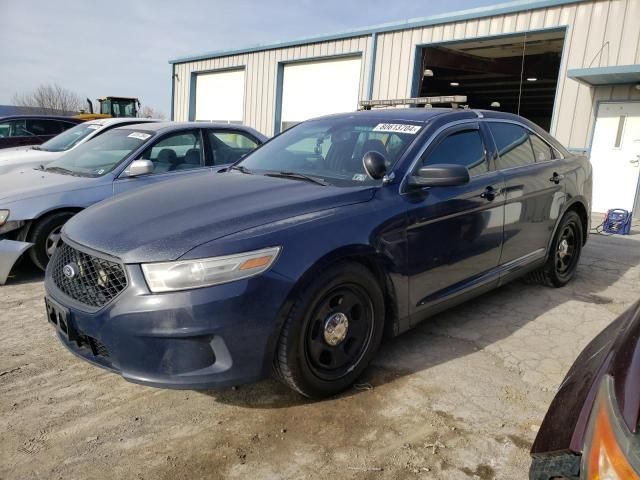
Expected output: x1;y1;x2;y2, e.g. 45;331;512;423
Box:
406;122;505;322
113;129;210;195
590;102;640;214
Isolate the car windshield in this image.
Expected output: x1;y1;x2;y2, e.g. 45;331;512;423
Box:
38;122;103;152
44;129;153;177
237;117;423;186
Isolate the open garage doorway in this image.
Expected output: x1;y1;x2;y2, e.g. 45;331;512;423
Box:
416;30;565;131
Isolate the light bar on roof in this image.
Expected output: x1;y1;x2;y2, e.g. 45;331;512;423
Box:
360;96;467;108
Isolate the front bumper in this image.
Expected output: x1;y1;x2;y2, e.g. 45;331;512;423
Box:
45;262;294;389
0;239;33;284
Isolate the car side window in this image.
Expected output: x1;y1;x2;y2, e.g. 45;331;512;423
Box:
529;133;554;162
207;130;259;165
141;130;203;173
420;129;488;177
26;119;64;136
488;123;536;169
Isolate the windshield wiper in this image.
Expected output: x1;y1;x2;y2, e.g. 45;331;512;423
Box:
44;166;76;176
264;171;328;186
228;165;252;174
31;145;41;150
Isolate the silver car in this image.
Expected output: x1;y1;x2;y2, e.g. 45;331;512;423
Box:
0;122;266;283
0;118;159;175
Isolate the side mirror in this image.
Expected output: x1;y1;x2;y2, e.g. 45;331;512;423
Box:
362;151;387;180
126;159;154;177
408;164;470;188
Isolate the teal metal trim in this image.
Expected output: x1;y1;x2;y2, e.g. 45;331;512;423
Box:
273;63;285;135
188;72;197;121
170;64;175;121
272;53;363;135
367;33;378;100
568;64;640;86
168;0;584;65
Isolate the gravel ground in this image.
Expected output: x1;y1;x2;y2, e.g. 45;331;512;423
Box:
1;229;639;480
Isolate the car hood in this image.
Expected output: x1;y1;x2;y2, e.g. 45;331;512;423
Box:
532;299;640;456
0;168;98;204
0;146;56;162
64;172;376;263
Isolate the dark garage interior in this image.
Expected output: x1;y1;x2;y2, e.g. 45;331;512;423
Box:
417;31;565;130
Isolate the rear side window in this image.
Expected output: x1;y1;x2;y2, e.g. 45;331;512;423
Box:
26;119;64;135
421;129;487;177
529;133;554;162
489;123;535;169
207;130;259;165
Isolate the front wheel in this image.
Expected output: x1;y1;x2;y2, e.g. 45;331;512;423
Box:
273;262;385;398
28;212;75;271
527;210;583;288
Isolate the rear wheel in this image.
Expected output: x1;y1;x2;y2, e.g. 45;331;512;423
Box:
273;262;384;398
28;212;75;271
526;210;583;288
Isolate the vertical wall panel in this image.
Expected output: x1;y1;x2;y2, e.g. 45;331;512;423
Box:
174;0;640;142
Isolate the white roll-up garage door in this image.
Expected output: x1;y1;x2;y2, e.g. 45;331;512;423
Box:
280;57;361;131
195;69;245;123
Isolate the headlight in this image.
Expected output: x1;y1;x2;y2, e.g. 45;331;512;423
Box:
141;246;281;293
0;210;8;226
582;375;640;479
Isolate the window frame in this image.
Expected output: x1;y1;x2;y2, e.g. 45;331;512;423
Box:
131;128;206;177
412;122;490;178
485;119;563;172
202;128;262;166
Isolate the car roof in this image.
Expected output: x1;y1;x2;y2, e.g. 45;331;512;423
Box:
83;118;159;128
313;108;531;124
112;121;263;135
0;115;84;122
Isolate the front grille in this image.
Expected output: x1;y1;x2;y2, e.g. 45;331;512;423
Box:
51;242;127;308
87;336;110;359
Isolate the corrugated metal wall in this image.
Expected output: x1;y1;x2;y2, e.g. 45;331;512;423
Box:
172;0;640;149
173;36;371;135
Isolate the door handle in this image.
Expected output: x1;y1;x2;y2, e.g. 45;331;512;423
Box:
480;186;500;201
549;172;564;184
631;156;639;167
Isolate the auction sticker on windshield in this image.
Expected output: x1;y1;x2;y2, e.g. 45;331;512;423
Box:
373;123;421;134
128;132;151;140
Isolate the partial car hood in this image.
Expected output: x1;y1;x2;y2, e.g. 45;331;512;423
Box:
64;172;376;263
0;148;59;175
0;168;98;205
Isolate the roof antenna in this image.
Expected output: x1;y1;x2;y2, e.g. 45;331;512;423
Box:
517;32;527;116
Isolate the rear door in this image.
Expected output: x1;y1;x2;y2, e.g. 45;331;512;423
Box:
406;122;505;321
486;121;567;268
204;129;261;167
113;129;209;195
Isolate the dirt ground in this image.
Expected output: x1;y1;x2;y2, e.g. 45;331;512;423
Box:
1;230;639;480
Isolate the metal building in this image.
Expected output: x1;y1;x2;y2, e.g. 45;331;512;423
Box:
169;0;640;213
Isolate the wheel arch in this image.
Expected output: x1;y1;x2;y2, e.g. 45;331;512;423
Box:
263;244;400;375
23;207;84;241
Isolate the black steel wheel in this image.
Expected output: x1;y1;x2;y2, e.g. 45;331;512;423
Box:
274;262;384;398
304;284;375;381
526;210;583;288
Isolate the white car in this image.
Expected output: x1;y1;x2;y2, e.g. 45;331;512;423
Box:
0;118;159;175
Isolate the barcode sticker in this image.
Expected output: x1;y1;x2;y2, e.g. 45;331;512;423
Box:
373;123;422;134
128;132;151;140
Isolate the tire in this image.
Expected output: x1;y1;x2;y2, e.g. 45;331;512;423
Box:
273;262;385;398
526;210;583;288
28;212;75;271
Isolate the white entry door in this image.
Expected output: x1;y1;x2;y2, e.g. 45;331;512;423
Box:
590;102;640;214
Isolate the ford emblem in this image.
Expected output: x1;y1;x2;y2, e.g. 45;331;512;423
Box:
63;263;78;279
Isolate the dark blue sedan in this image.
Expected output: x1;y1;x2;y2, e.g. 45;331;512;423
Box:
44;108;592;398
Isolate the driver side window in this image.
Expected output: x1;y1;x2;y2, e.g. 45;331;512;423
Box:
421;129;488;177
141;130;203;174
